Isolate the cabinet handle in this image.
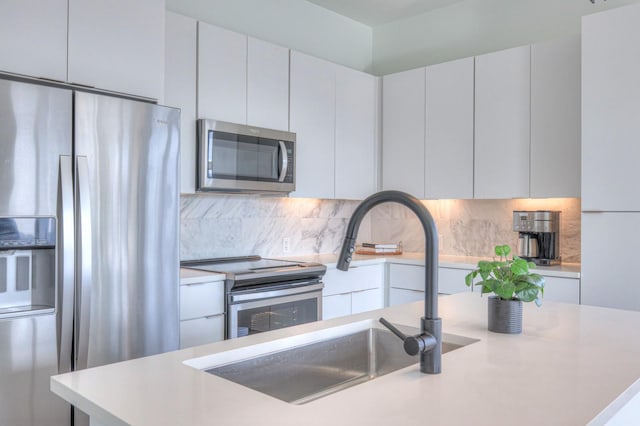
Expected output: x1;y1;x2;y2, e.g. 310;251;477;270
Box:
205;314;223;319
184;281;213;286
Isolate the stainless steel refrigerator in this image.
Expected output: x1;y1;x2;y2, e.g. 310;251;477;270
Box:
0;77;180;425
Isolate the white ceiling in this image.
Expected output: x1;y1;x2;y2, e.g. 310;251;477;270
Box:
306;0;467;26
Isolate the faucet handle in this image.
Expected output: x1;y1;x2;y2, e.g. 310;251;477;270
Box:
379;317;437;356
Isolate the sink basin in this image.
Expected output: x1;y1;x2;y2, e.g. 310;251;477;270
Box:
184;320;478;405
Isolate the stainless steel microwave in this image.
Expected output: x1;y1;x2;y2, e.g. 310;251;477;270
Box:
197;119;296;193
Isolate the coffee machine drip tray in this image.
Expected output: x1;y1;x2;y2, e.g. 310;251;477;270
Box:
513;210;561;266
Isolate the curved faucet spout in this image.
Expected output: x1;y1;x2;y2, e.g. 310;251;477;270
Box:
336;190;441;374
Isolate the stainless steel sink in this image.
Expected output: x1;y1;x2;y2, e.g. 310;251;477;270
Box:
188;321;478;405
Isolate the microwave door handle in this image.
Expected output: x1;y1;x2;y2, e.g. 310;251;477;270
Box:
278;141;288;182
207;132;214;179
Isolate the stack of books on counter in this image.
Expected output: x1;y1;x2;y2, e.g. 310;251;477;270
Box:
355;242;403;255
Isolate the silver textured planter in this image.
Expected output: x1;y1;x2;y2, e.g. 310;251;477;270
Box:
487;296;522;334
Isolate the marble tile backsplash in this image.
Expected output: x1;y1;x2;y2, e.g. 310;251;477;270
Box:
180;195;581;263
180;195;371;260
369;198;581;263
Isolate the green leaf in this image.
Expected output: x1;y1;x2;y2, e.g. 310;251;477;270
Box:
515;286;540;303
465;271;476;287
494;245;511;258
510;258;530;275
494;281;516;300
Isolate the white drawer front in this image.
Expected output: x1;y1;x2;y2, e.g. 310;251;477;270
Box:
323;265;383;296
180;280;225;320
388;264;425;292
389;287;424;306
438;267;471;295
180;314;225;349
351;288;383;314
322;293;351;320
542;276;580;304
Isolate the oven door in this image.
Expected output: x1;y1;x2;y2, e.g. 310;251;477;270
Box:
227;283;323;339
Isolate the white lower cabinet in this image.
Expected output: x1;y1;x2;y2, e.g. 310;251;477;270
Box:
179;272;225;349
387;262;580;305
322;293;351;320
387;263;425;306
438;267;470;295
542;276;580;305
389;288;424;306
322;264;384;320
180;315;225;349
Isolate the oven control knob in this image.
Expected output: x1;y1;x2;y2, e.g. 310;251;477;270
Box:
348;246;355;253
346;256;352;263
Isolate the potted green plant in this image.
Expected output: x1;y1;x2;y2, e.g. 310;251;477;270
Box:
464;244;545;334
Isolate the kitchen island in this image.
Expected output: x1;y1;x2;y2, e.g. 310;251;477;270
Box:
51;293;640;425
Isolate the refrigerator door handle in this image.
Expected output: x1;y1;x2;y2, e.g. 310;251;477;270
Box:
57;155;75;373
75;156;92;370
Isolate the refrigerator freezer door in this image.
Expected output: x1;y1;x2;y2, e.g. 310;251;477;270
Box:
74;92;180;368
0;79;72;425
0;79;72;216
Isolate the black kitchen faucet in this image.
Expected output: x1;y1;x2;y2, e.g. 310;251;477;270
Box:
336;190;442;374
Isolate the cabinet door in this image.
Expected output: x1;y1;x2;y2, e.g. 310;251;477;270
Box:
542;276;580;304
474;46;530;199
164;12;197;194
247;37;289;131
197;22;247;123
323;293;351;320
335;66;378;200
382;68;426;198
582;5;640;211
180;314;225;349
323;265;384;295
179;281;225;320
68;0;164;99
0;0;67;82
351;288;383;314
438;267;471;295
388;264;425;292
425;57;474;200
530;37;581;198
290;51;336;199
581;212;640;311
389;288;424;306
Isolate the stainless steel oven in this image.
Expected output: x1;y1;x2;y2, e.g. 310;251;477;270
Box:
181;256;326;339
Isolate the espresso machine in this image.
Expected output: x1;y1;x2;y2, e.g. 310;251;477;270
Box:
512;211;561;266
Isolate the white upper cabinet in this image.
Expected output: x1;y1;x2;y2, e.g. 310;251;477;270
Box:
197;22;247;123
530;37;581;198
164;12;197;194
582;4;640;211
68;0;164;100
474;45;530;199
425;57;474;200
382;68;426;198
247;37;289;131
335;67;378;200
290;51;336;199
0;0;67;82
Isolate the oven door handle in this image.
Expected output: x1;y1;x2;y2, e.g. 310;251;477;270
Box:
229;282;324;303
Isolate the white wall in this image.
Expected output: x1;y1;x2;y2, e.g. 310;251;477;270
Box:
372;0;640;75
165;0;373;72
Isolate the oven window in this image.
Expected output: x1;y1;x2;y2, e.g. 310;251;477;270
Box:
236;299;318;337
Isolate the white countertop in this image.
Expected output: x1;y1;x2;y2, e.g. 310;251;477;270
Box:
282;252;581;279
179;267;225;285
52;293;639;425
